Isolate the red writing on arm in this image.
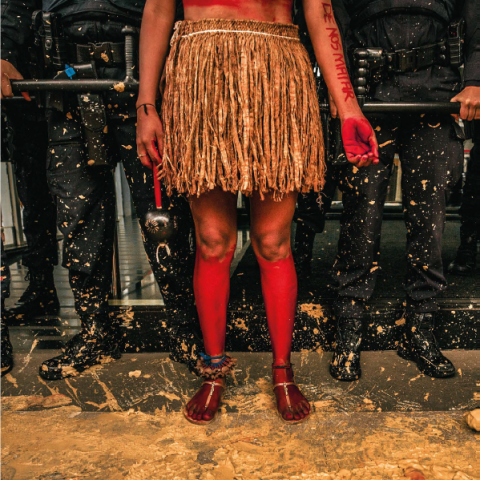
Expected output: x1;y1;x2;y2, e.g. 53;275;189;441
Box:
327;27;356;102
322;3;335;24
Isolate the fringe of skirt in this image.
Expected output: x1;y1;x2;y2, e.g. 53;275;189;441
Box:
161;19;325;201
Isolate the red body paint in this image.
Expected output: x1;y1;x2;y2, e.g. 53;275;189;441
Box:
193;246;235;356
256;252;297;365
342;117;379;160
322;3;335;24
183;0;294;22
320;3;355;102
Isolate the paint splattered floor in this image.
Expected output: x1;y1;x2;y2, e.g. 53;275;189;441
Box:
2;352;479;479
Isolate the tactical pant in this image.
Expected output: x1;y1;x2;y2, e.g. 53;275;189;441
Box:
45;18;195;326
3;102;58;270
295;160;338;233
0;235;10;304
459;121;480;226
333;113;463;318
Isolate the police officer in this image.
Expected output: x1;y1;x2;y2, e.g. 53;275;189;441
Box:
448;120;479;275
1;0;198;379
1;234;13;375
2;0;59;319
329;0;480;380
1;97;60;319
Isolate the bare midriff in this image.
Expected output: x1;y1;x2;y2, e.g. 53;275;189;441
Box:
182;0;294;24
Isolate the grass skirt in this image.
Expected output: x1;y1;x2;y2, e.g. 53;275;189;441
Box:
161;19;325;201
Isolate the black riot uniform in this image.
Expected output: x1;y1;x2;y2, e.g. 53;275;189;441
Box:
1;98;60;318
1;237;13;375
1;0;59;317
329;0;479;380
1;0;198;379
448;120;480;274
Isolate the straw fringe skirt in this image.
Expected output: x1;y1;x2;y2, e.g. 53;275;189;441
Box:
161;19;325;201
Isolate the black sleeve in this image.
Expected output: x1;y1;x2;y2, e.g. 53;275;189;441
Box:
1;0;41;69
462;0;480;87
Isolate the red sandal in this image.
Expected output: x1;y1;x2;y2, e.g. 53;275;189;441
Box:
272;364;311;424
183;353;236;425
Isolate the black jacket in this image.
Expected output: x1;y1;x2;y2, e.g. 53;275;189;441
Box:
332;0;480;101
1;0;146;68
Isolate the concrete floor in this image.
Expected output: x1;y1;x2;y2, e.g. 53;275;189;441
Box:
2;220;479;479
2;351;479;479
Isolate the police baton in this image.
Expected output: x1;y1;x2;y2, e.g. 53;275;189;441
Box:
319;102;461;114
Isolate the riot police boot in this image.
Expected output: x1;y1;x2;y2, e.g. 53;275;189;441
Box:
294;222;316;275
1;302;13;375
397;312;455;378
330;317;363;381
39;317;122;380
14;267;60;316
448;226;477;276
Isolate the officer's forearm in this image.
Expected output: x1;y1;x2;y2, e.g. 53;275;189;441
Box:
137;0;176;106
303;0;362;119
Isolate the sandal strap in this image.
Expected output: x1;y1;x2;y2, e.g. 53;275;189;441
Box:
272;363;294;369
202;380;224;410
273;382;296;412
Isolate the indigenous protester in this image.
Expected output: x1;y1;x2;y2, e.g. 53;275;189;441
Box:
136;0;379;424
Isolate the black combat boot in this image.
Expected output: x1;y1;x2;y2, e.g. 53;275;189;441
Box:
330;317;363;381
39;317;122;380
448;224;477;275
1;302;13;375
294;222;316;275
13;267;60;316
397;312;455;378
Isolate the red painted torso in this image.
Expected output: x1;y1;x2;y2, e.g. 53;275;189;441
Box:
183;0;294;24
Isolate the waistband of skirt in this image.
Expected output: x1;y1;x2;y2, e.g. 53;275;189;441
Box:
174;18;300;42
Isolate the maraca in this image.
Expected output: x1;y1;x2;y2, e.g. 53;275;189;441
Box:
141;165;177;244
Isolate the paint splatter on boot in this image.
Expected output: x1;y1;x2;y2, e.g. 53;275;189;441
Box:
39;318;121;380
330;317;362;381
13;268;60;317
398;312;455;378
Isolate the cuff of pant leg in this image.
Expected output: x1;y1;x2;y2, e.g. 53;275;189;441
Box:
334;297;365;320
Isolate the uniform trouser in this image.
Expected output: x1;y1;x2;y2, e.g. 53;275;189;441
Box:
46;90;195;324
295;160;338;233
333;113;463;319
4;102;58;270
459;121;480;226
0;235;10;304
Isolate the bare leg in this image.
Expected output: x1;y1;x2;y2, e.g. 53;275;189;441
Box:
250;192;311;422
185;188;237;423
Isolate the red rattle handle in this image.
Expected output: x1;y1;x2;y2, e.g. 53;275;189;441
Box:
154;165;162;209
153;140;162;209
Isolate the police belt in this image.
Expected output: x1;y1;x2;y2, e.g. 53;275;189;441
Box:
68;42;126;66
384;40;449;73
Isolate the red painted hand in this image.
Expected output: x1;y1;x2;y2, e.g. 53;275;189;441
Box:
341;116;379;167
